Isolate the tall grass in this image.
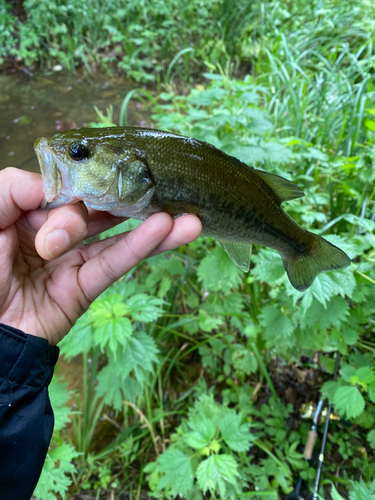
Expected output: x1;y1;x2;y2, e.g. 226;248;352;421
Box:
248;3;375;155
5;0;374;85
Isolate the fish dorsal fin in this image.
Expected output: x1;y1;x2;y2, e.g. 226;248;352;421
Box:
256;170;304;204
218;239;252;272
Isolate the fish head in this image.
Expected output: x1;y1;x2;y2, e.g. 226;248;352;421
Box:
34;128;154;213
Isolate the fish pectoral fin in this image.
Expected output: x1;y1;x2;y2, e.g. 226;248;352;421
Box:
217;239;252;272
256;170;304;203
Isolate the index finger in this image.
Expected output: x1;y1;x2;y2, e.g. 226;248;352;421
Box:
0;167;44;229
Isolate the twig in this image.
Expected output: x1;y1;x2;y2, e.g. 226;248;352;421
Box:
124;401;160;457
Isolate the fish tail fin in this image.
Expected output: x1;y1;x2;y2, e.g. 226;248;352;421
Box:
281;235;351;291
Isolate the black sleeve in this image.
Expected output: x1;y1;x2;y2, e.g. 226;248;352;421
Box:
0;323;60;500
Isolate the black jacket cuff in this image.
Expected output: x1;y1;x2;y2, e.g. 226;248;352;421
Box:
0;323;60;500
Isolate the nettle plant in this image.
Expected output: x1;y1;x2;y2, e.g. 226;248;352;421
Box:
33;376;80;500
145;391;314;499
35;59;374;500
34;11;375;488
126;75;374;495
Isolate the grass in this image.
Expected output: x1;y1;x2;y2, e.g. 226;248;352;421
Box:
11;0;375;498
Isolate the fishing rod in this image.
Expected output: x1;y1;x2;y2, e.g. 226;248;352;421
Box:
312;350;341;499
288;351;341;500
287;399;325;500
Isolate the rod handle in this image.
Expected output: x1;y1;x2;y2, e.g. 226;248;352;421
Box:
304;429;318;460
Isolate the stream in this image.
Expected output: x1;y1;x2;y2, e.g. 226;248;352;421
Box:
0;70;146;172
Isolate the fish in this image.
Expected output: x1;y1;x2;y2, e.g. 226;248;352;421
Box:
34;126;351;291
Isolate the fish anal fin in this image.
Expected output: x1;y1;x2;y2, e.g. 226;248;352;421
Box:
218;239;252;272
256;170;304;203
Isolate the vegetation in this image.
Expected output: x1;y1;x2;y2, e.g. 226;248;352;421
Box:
1;0;256;79
3;0;372;498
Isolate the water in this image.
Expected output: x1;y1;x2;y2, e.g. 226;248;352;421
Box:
0;71;146;172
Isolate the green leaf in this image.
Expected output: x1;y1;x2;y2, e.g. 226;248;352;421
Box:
96;332;158;409
296;268;353;311
369;383;375;403
121;376;142;403
330;483;346;500
157;449;194;496
192;394;224;428
196;454;240;498
197;246;242;293
356;366;375;386
325;296;350;327
310;274;336;308
197;253;221;291
59;315;93;358
185;414;216;449
368;430;375;450
158;276;172;298
259;305;294;346
198;309;224;332
333;386;365;419
344;214;375;233
320;355;335;374
328;268;357;299
253;248;285;284
127;293;165;322
122;331;159;378
90;294;127;326
219;412;254;452
222;292;244;313
95;360;126;410
353;410;375;429
49;376;73;432
94;317;132;356
349;352;374;368
341;364;357;382
342;327;359;345
349;479;375;500
299;296;349;331
321;381;340;400
232;346;258;375
365;118;375;131
33;443;79;500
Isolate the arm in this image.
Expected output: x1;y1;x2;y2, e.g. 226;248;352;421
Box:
0;167;201;500
0;324;59;500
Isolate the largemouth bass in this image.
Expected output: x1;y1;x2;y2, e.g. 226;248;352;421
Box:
34;126;351;291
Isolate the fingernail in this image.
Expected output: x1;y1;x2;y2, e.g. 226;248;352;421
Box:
45;229;70;258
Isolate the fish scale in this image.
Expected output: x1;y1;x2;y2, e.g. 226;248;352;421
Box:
34;126;351;291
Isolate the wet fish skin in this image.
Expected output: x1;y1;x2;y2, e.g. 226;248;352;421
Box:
34;126;351;291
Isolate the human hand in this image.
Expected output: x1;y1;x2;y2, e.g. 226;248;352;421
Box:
0;168;202;346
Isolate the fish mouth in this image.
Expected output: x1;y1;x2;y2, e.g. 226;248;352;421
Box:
34;137;62;208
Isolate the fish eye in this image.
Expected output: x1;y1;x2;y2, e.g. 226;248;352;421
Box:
68;143;89;161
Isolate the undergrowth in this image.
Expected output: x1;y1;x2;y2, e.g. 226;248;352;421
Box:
1;0;374;84
1;0;255;79
28;1;375;499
